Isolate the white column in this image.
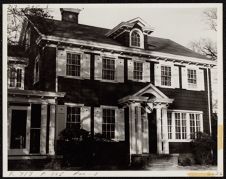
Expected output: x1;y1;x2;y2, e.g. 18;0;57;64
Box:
49;104;55;155
136;104;142;154
129;103;136;155
142;112;149;153
40;104;47;155
162;107;169;154
156;106;163;154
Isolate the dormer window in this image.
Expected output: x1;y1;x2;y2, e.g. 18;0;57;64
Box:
131;31;140;47
130;29;144;49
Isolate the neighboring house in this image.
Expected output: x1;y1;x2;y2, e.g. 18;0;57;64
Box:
8;8;216;163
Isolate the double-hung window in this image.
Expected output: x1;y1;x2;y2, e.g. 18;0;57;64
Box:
187;69;197;88
66;106;81;130
66;53;81;77
102;108;115;139
34;55;40;84
9;67;23;89
102;58;115;80
167;111;203;141
161;66;171;86
134;61;143;80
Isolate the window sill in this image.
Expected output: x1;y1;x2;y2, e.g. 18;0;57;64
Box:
8;86;24;90
97;79;118;83
59;75;86;80
168;139;192;142
157;85;175;89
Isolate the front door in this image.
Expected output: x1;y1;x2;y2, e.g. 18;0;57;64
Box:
8;106;31;155
148;109;157;153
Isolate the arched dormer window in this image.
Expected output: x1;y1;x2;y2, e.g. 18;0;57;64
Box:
130;29;144;49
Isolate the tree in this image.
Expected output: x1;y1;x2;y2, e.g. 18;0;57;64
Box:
7;5;53;45
188;8;217;61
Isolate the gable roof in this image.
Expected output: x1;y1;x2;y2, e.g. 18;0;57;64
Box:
27;15;209;60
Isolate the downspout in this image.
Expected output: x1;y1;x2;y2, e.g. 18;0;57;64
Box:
207;67;212;135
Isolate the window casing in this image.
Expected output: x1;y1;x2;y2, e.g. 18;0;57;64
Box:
187;69;197;88
66;106;81;130
161;66;171;86
66;53;81;77
131;31;141;47
102;58;115;80
9;67;23;89
102;108;115;139
133;61;143;80
167;111;203;141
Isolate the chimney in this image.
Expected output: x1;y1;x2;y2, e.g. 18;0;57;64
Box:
60;8;81;24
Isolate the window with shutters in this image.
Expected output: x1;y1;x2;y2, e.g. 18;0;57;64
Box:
167;110;203;141
66;106;81;130
66;53;81;77
187;69;197;88
102;108;115;139
161;66;171;86
8;67;24;89
134;61;143;80
102;58;115;80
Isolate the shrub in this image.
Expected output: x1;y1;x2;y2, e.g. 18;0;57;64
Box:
178;153;196;166
191;132;214;165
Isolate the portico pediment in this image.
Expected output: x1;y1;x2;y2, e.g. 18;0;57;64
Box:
118;83;174;105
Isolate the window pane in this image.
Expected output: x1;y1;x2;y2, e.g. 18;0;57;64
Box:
167;112;172;139
161;66;171;86
102;108;115;139
131;31;141;47
66;53;81;76
66;106;81;130
187;69;197;88
102;58;115;80
134;62;143;80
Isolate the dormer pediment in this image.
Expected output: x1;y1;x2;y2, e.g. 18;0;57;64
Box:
106;17;154;38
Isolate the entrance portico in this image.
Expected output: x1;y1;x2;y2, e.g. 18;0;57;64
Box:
119;84;174;157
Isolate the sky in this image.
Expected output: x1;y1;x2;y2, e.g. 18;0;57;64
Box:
45;4;218;48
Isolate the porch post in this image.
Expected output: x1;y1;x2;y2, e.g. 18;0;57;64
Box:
162;106;169;154
49;104;56;155
156;105;163;154
129;103;136;155
40;104;47;155
136;104;142;154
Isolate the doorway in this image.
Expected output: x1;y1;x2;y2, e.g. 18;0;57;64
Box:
148;109;157;153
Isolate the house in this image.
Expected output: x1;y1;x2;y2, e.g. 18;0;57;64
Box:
8;8;216;164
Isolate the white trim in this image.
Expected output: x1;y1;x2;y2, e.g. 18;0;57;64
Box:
8;66;25;90
39;35;216;66
33;54;40;85
64;103;84;107
129;28;144;49
167;109;203;114
100;105;118;109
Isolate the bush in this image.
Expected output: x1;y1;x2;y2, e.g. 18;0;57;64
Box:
191;132;214;165
178;153;196;166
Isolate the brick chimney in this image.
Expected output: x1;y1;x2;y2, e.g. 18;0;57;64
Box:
60;8;81;24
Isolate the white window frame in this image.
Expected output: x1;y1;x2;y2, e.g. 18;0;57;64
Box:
8;65;24;89
102;57;116;82
167;110;203;142
160;65;172;87
129;28;144;49
133;61;143;81
66;52;82;78
33;54;40;84
100;105;118;140
65;103;84;130
25;27;31;50
187;68;198;90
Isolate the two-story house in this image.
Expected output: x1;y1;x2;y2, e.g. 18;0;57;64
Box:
8;8;216;164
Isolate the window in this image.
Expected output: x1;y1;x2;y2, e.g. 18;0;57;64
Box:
190;113;201;139
161;66;171;86
102;58;115;80
66;106;81;130
187;69;197;88
9;67;23;89
66;53;81;77
34;56;39;83
131;31;140;47
167;112;172;139
25;28;31;50
134;61;143;80
167;111;202;141
102;108;115;139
